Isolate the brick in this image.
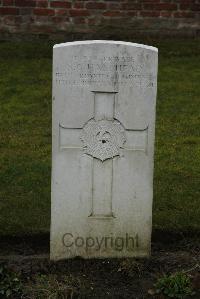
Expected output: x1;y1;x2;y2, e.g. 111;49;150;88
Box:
174;11;195;17
31;24;54;33
0;7;19;14
52;16;68;23
87;17;96;25
3;0;14;5
191;4;200;11
176;0;195;3
34;15;49;22
73;2;84;9
140;11;160;17
36;1;48;8
69;9;90;17
108;2;120;10
21;15;34;22
103;10;124;17
160;11;172;17
50;1;71;8
3;15;16;25
55;9;69;16
33;8;55;15
15;0;36;7
179;4;191;10
156;3;177;11
20;7;33;14
121;3;142;10
142;3;152;10
15;15;22;23
85;2;107;10
126;10;137;17
142;0;160;2
72;17;86;24
144;3;177;10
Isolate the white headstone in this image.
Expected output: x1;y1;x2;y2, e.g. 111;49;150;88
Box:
51;41;158;260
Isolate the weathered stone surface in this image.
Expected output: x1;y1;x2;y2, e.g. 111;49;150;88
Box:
51;40;158;260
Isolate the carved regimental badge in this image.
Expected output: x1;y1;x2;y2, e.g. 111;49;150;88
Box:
80;119;126;161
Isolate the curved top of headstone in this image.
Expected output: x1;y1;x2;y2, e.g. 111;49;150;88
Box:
53;40;158;52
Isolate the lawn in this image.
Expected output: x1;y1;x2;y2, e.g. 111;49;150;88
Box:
0;39;199;237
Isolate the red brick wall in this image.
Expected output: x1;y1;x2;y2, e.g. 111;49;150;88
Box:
0;0;199;39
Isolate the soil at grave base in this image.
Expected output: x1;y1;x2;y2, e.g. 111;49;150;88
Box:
0;232;200;299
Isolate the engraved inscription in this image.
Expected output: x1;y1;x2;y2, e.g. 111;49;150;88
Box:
55;55;156;87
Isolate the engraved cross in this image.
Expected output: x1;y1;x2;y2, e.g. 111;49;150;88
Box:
59;91;148;218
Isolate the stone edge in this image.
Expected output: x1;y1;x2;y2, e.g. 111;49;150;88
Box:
53;40;158;52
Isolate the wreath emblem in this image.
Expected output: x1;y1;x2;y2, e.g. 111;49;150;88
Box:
80;119;126;161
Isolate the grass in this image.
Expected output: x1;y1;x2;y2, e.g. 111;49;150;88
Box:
0;39;199;236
